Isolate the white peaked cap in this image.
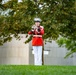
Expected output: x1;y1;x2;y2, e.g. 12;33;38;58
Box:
34;18;42;22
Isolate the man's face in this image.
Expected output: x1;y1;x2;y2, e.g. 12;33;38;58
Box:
35;22;40;26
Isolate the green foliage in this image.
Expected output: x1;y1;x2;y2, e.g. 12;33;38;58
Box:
0;65;76;75
57;37;76;58
0;0;76;57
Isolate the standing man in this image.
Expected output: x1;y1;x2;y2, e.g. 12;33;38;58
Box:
28;18;44;65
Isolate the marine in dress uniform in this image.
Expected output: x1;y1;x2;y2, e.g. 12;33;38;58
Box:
28;18;44;65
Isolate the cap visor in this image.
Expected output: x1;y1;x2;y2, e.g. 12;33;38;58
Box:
34;21;40;22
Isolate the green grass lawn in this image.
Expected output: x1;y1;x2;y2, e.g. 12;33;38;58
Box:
0;65;76;75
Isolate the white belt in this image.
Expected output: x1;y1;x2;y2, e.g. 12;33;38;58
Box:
33;35;42;37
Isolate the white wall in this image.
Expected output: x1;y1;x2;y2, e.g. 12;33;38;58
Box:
0;34;29;65
44;41;76;65
0;35;76;65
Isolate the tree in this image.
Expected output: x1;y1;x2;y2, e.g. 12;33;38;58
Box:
0;0;76;57
57;37;76;58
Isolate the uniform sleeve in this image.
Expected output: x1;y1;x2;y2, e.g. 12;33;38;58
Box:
28;31;34;35
39;26;44;35
40;28;44;35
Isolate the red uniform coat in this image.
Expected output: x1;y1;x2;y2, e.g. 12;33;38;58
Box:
28;26;44;46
